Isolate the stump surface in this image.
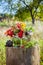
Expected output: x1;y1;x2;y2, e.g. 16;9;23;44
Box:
6;45;40;65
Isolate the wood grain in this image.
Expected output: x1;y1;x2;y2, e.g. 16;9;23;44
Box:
6;45;40;65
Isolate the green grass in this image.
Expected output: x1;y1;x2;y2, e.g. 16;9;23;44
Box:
0;37;10;65
0;21;10;27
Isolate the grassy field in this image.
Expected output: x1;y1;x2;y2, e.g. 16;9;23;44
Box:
0;36;11;65
0;37;7;65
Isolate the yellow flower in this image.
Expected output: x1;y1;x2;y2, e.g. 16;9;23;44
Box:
21;22;26;30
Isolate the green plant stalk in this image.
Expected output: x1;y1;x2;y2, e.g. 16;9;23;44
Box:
21;39;22;46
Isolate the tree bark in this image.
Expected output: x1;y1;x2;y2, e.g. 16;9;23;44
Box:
6;44;40;65
32;16;35;24
30;10;35;24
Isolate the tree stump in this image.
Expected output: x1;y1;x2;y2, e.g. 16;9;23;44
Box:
6;44;40;65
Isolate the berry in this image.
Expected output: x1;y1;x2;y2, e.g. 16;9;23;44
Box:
25;32;28;35
5;40;13;47
25;32;29;36
21;45;24;48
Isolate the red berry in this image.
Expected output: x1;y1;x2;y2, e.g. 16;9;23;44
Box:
21;45;24;48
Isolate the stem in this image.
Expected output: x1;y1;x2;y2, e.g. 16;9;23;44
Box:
21;39;22;46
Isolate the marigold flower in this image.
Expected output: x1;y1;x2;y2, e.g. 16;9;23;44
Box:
21;22;26;30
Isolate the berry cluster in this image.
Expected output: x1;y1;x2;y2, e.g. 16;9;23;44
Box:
5;40;13;47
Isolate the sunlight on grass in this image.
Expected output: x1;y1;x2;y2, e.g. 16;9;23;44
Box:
0;37;10;65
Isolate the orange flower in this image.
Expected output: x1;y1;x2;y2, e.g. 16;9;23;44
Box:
5;29;14;37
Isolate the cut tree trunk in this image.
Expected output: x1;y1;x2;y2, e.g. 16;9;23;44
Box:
6;44;40;65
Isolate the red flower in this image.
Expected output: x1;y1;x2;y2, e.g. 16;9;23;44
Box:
5;29;14;37
18;30;23;38
16;23;21;29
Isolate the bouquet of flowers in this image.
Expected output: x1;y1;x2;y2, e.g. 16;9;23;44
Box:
5;22;35;48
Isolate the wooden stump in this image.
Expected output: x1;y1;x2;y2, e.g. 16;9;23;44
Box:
6;44;40;65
